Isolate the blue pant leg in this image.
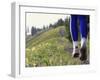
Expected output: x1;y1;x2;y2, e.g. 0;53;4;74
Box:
78;15;87;38
70;15;78;41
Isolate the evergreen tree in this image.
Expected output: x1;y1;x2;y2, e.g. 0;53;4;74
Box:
64;17;72;42
31;26;37;36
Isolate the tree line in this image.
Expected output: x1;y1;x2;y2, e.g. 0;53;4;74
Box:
31;15;89;42
31;17;69;35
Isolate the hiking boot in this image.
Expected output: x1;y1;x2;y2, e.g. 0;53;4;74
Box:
72;46;79;58
80;46;87;61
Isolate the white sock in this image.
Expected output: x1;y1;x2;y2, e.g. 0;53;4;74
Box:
73;41;78;49
81;38;86;47
72;41;79;54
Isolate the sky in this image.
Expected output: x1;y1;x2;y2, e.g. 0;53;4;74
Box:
26;13;69;35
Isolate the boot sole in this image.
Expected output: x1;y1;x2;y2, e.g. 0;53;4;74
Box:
72;53;79;58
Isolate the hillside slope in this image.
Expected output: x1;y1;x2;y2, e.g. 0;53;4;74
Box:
26;26;82;67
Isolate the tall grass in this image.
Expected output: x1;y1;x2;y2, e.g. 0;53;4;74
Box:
25;26;86;67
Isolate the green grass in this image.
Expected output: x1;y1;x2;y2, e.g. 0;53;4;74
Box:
25;26;86;67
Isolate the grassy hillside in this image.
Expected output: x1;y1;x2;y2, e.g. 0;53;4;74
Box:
25;26;85;67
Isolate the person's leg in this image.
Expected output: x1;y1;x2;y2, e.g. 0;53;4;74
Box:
70;15;79;57
78;15;88;61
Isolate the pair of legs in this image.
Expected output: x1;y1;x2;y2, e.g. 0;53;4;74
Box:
70;15;88;61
